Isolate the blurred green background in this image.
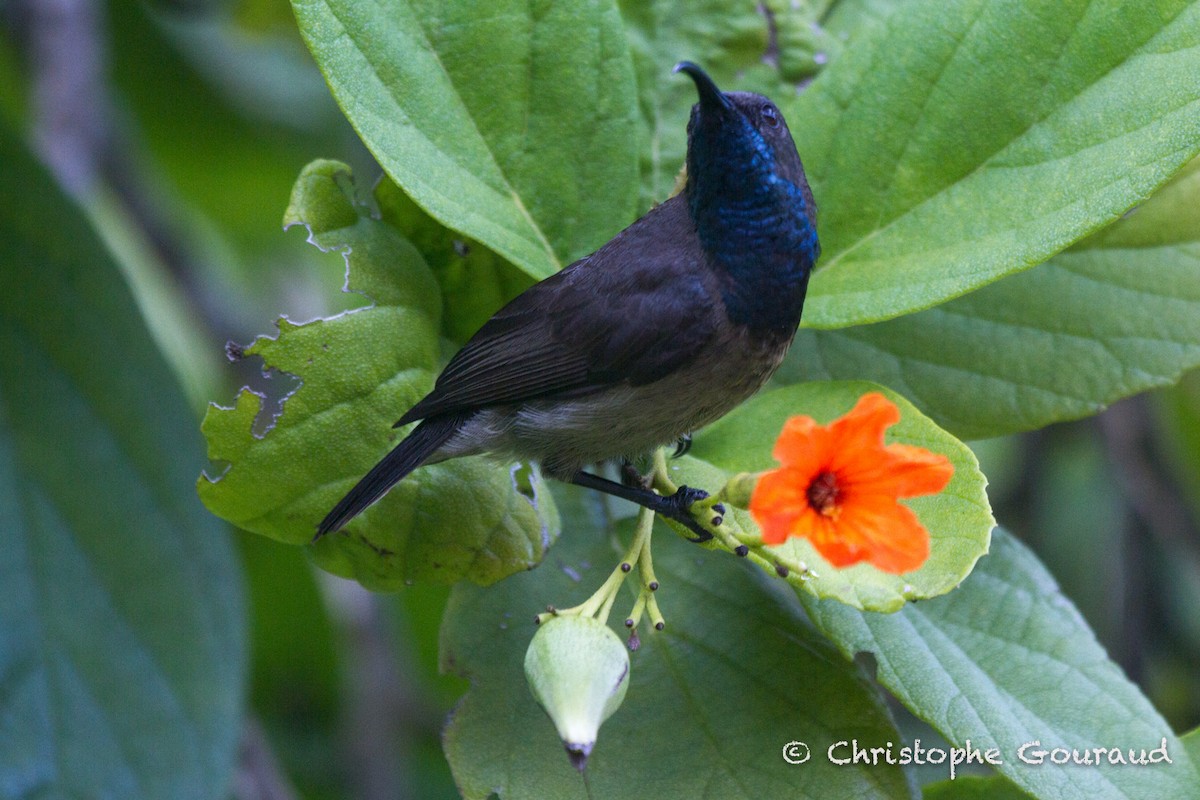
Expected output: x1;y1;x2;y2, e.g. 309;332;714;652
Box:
2;1;1198;797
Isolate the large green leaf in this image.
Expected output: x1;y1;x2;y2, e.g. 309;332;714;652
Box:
199;160;558;590
442;487;913;800
794;0;1200;327
801;529;1200;799
780;157;1200;440
684;381;993;613
0;129;245;798
822;0;905;41
292;0;640;280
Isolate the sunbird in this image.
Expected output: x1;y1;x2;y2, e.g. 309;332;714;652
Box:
318;62;819;541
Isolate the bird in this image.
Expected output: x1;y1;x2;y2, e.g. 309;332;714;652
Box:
317;62;819;542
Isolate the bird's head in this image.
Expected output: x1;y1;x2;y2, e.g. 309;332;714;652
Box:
675;62;819;331
675;62;813;219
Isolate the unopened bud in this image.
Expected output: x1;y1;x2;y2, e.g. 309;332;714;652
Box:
720;472;760;508
524;615;630;770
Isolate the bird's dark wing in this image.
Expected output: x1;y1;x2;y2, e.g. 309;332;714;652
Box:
396;196;718;426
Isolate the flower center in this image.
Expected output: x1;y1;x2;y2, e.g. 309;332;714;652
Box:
806;471;842;518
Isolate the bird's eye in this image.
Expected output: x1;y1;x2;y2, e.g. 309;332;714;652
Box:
761;104;780;127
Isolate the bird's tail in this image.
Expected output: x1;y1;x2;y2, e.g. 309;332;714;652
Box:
315;412;468;539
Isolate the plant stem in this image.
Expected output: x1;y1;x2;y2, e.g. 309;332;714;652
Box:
539;504;657;626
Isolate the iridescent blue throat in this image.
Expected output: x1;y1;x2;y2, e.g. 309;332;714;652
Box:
687;124;819;332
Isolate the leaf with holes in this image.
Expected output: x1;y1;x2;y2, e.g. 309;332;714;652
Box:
198;160;558;590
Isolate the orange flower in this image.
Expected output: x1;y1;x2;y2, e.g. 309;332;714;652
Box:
749;393;954;574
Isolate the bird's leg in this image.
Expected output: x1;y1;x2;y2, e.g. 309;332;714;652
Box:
569;470;714;543
619;459;649;489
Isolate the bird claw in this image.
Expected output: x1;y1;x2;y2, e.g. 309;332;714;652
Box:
662;485;714;543
672;434;693;458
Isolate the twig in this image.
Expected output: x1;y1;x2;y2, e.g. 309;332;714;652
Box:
231;716;299;800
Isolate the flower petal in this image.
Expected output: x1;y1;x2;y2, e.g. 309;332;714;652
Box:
837;443;954;498
827;392;899;458
880;444;955;497
750;466;811;545
772;414;830;475
832;498;930;574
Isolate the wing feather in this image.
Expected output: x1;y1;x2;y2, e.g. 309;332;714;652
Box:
397;196;720;426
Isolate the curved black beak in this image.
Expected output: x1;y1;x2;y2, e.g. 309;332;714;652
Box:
674;61;734;112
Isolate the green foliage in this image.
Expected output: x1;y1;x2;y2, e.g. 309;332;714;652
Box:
109;0;338;251
0;128;245;798
923;775;1034;800
803;529;1200;798
794;0;1200;327
199;160;558;589
375;179;534;344
133;0;1200;796
781;157;1200;439
292;0;642;280
683;380;993;611
618;0;797;206
441;488;913;800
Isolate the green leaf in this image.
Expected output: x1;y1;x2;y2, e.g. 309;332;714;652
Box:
374;177;533;344
619;0;786;206
0;128;245;798
780;156;1200;440
822;0;905;42
292;0;641;280
923;775;1033;800
198;160;558;589
794;0;1200;327
801;529;1200;799
442;487;914;800
1186;726;1200;764
684;381;993;612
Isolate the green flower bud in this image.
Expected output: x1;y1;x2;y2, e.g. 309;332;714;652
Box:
524;615;630;770
720;471;760;509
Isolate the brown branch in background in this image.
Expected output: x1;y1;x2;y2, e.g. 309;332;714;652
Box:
1097;394;1200;684
232;717;299;800
15;0;248;340
990;426;1049;547
1098;394;1200;567
319;575;447;800
24;0;109;196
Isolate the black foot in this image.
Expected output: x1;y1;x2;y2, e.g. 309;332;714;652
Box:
568;472;716;543
660;485;713;543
